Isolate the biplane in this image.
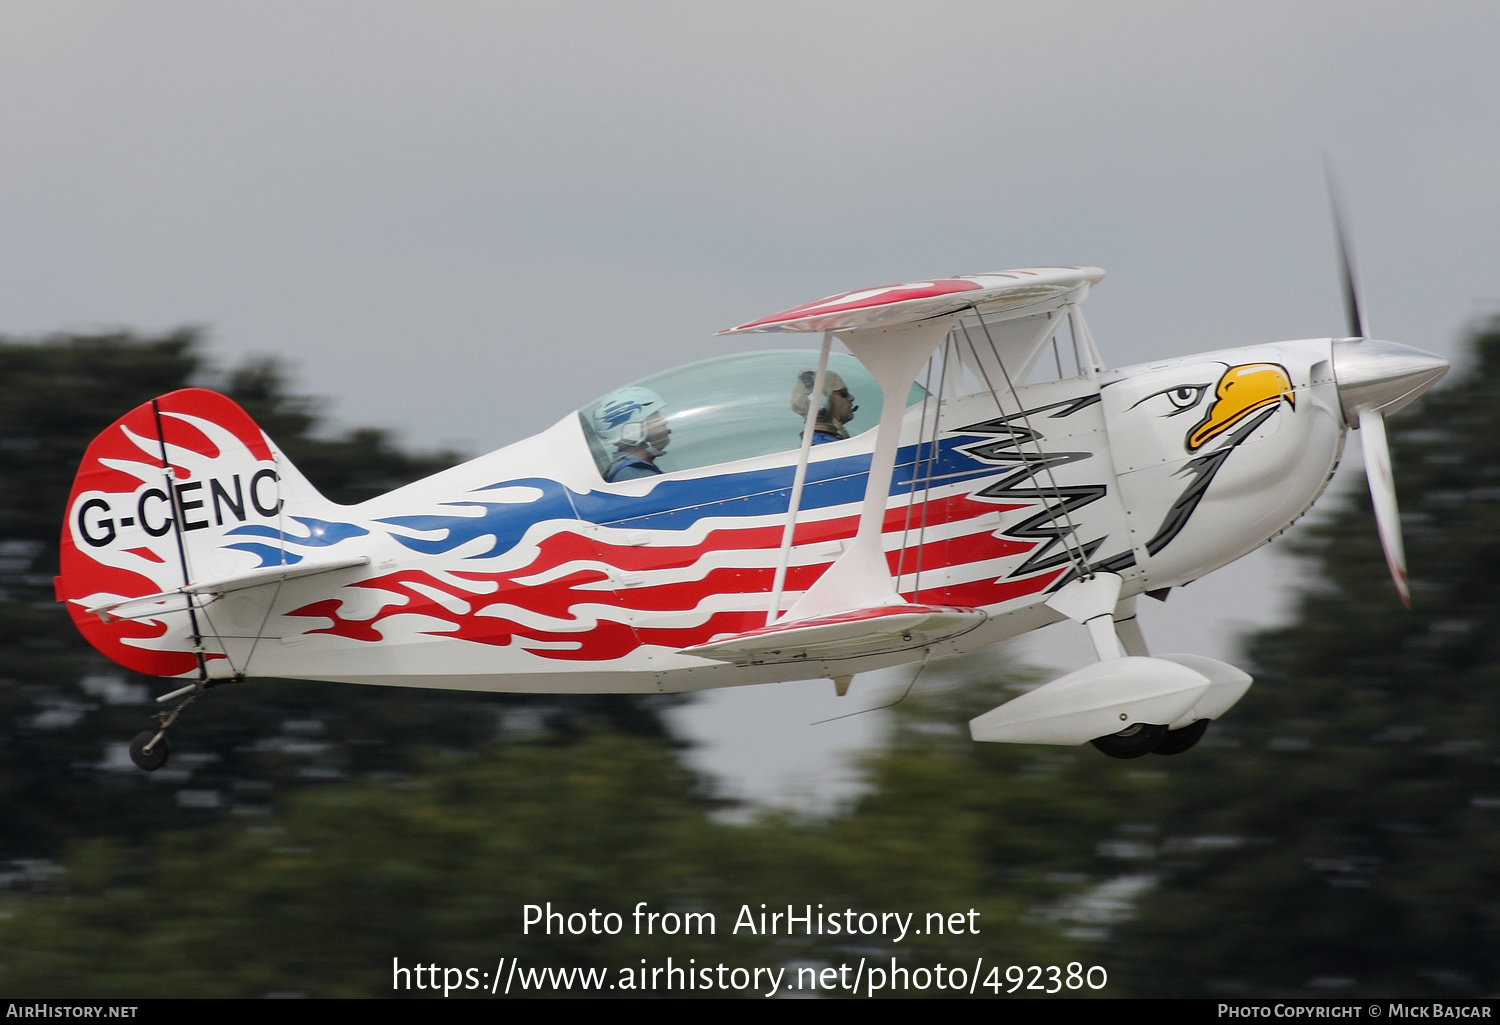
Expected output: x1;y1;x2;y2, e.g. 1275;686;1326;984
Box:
56;204;1448;770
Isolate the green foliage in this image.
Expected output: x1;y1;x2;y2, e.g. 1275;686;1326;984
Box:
0;331;207;856
0;736;726;996
0;330;198;544
0;664;1131;998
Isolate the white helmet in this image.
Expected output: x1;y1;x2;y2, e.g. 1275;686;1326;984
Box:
590;386;668;455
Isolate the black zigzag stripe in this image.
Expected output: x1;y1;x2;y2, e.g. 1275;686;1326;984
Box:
950;392;1130;584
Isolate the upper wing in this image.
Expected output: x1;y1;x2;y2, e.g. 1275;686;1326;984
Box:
720;266;1103;336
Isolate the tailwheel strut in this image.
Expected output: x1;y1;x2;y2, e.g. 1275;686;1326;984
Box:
128;673;239;772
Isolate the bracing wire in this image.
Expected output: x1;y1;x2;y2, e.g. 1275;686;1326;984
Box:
893;339;951;601
910;338;951;601
957;313;1094;581
237;576;286;680
810;656;929;726
894;351;937;586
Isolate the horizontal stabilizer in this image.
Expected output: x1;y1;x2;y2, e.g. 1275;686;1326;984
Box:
87;556;369;623
680;603;986;667
968;657;1210;745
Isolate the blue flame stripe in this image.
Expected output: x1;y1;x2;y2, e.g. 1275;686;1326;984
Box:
224;516;370;547
378;436;1002;559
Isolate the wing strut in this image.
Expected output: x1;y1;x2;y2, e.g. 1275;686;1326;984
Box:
683;316;987;667
778;316;955;621
766;332;832;625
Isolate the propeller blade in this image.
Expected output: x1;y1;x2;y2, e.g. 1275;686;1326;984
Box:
1324;158;1367;339
1357;406;1409;607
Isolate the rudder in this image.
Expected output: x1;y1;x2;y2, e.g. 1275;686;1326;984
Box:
57;388;346;678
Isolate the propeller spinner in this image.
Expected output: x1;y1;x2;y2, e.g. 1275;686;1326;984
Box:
1324;166;1449;606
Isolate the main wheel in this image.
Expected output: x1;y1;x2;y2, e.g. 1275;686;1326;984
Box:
1090;722;1168;759
1153;719;1210;756
129;731;170;772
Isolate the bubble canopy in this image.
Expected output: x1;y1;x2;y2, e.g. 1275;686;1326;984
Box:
579;349;928;481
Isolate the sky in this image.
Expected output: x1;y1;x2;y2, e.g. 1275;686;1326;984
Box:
3;2;1497;805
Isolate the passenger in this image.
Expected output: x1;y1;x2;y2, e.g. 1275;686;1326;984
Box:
591;386;672;482
791;369;858;444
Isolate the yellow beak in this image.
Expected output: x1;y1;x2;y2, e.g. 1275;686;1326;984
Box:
1187;363;1295;451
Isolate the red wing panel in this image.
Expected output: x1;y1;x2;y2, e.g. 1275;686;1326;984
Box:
722;267;1104;335
726;279;983;333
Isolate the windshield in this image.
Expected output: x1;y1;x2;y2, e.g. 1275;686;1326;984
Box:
579;349;928;481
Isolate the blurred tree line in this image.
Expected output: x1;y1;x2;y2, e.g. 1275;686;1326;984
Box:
1;322;1498;997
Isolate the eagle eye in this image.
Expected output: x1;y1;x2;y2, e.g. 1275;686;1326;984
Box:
1129;383;1211;416
1167;386;1205;411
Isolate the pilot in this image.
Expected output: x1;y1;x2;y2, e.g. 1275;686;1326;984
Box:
791;369;858;444
592;386;672;482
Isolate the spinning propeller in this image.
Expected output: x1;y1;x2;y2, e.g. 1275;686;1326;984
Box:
1324;164;1449;607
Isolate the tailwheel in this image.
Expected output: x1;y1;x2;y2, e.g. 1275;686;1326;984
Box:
125;674;235;772
129;731;171;772
1153;718;1210;756
1090;722;1168;759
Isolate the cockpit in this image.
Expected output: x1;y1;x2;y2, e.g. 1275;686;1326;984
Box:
578;350;927;482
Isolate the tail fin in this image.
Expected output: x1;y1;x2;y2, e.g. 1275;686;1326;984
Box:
57;388;355;678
